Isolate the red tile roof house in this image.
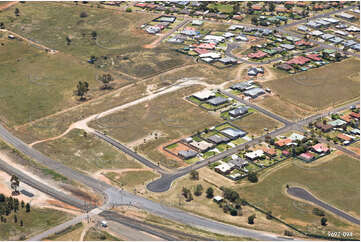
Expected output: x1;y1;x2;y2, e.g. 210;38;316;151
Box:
194;48;210;55
282;150;290;157
248;50;268;59
263;148;277;157
194;43;216;50
306;53;322;61
278;63;293;71
298;152;315;162
295;39;312;47
337;133;354;142
340;114;352;123
135;3;147;8
286;56;311;66
350;112;360;119
312;143;330;154
275;138;292;149
252;5;262;11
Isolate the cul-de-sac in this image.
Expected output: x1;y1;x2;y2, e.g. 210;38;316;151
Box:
0;1;359;241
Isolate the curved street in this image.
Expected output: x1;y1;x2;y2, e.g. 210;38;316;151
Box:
287;186;360;225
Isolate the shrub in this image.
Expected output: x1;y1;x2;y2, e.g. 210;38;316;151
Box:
190;170;199;180
206;187;214;198
284;230;293;237
312;208;325;217
248;214;256;224
126;7;132;12
80;11;88;18
194;184;203;196
248;172;258;183
321;217;328;226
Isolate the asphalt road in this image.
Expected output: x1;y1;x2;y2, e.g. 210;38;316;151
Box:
287;187;360;225
0;123;284;241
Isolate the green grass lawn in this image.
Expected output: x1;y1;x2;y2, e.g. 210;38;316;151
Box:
237;154;360;236
84;227;120;241
0;37;100;126
34;129;142;173
0;207;73;240
207;3;234;13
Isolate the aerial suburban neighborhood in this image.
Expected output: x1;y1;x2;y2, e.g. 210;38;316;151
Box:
0;1;359;241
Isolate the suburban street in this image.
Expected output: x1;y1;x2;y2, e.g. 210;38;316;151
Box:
0;123;286;241
287;186;360;225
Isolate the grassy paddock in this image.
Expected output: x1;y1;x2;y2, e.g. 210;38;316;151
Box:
265;58;360;111
84;227;120;241
34;129;142;173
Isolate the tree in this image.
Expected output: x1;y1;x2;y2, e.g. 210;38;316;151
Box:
269;2;275;12
20;220;23;227
284;230;293;237
321;217;328;226
25;203;30;213
206;187;214;198
66;36;72;45
75;81;89;101
21;200;24;208
266;211;273;220
248;214;256;224
98;74;113;89
91;31;97;40
0;194;5;202
335;52;342;62
0;22;5;29
194;184;203;196
14;8;20;17
126;7;132;12
14;214;17;223
80;11;88;18
248;172;258;183
190;170;199;180
10;175;20;195
251;16;258;25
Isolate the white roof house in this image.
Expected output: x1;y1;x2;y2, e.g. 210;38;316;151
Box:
199;52;221;59
215;162;234;173
203;35;225;43
289;133;305;141
192;90;215;100
310;30;324;36
189;140;214;151
223;32;235;38
245;150;264;160
213;196;224;202
192;19;203;26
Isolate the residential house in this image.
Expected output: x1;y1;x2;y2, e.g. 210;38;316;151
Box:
207;134;230;144
310;30;324;36
229;158;248;169
229;106;249;118
178;149;198;159
231;81;254;91
248;50;268;59
275;138;292;149
289;133;305;142
243;88;265;98
263;148;277;157
297;25;309;32
286;56;311;65
192;19;204;26
280;44;295;50
192;90;215;101
315;121;333;132
328;119;347;127
215;162;235;175
220;127;247;139
206;96;228;106
337;133;354;145
245;150;264;160
312;143;330;154
219;57;237;65
298;152;315;162
189;140;214;152
336;12;355;20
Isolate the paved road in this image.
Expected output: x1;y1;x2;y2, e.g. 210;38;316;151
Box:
221;90;292;125
147;100;360;192
100;210;212;241
94;130;166;174
0;123;284;241
280;5;357;29
287;187;360;225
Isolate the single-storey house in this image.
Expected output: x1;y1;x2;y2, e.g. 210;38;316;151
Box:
229;106;249;118
329;36;344;44
231;81;253;91
263;148;277;157
321;33;335;40
336;12;355;20
312;143;329;154
178;149;198;159
215;162;234;175
213;196;224;203
350;129;360;135
328;119;347;127
275;138;292;149
207;134;230;144
286;56;311;65
298;152;315;162
248;50;268;59
199;52;221;59
189;140;214;152
192;19;203;26
207;96;228;106
236;35;249;42
278;63;293;71
310;30;324;36
289;133;305;141
229;158;248;169
297;25;309;32
219;57;237;65
350;112;360;119
243;88;265;99
280;44;295;50
192;90;215;101
245;150;264;160
315;122;333;132
220;127;247;139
